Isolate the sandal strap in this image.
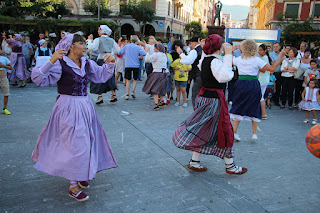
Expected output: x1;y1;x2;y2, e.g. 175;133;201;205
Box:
226;162;242;172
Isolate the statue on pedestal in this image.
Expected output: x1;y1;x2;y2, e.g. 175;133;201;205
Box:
214;0;223;26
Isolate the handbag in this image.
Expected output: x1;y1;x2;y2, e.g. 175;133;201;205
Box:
293;67;304;79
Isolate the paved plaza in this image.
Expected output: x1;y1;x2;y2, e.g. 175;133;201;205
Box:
1;79;320;213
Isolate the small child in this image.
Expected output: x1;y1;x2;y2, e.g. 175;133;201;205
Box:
299;79;320;124
0;48;13;115
171;58;191;108
265;74;276;109
304;60;320;87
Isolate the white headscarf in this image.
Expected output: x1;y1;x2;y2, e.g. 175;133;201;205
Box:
100;25;112;36
39;39;46;46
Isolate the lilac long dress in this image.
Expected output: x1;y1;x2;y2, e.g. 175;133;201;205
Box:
7;40;30;81
31;56;117;181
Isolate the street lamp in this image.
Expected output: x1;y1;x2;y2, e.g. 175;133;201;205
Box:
98;0;100;20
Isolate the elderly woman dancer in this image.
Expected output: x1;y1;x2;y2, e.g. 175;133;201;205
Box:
7;34;29;87
173;34;247;174
230;40;285;141
142;43;169;110
31;34;117;202
88;25;120;104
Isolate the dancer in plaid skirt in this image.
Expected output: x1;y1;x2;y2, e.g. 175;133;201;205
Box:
173;34;247;174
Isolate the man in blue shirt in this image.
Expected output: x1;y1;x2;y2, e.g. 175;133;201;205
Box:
168;36;175;53
118;35;146;100
21;36;33;70
269;42;282;106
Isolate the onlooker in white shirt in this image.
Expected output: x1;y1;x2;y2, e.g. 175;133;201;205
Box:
280;47;300;109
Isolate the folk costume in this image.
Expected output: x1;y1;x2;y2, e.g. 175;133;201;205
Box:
31;34;117;200
87;25;120;103
35;39;53;68
7;34;29;82
142;44;169;97
229;56;267;122
173;35;247;175
173;54;234;158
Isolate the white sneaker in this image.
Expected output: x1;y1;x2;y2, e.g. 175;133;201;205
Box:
303;119;309;124
234;133;241;141
174;102;180;107
183;103;188;108
312;119;317;125
252;134;258;140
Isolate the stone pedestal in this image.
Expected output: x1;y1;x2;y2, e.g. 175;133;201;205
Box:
207;26;226;40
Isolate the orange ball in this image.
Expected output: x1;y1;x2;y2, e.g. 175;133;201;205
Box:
306;124;320;158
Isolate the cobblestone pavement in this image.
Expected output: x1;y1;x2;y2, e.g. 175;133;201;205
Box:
1;79;319;213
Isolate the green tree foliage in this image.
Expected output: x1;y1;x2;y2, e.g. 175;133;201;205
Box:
185;21;203;38
0;0;70;18
281;20;320;49
83;0;112;18
0;0;25;17
120;0;155;37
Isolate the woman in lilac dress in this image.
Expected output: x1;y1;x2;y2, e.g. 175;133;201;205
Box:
31;34;117;202
7;34;29;87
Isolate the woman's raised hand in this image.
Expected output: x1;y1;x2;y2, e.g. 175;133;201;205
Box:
224;43;233;55
50;49;67;64
280;49;286;58
176;46;183;54
200;39;206;49
104;53;115;63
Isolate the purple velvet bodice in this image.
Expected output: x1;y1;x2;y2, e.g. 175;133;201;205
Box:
57;59;90;96
12;45;22;53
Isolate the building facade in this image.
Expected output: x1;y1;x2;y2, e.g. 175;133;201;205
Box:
247;0;258;28
63;0;215;39
255;0;320;29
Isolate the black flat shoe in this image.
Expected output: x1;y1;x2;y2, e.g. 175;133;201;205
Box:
19;84;26;88
96;99;104;105
110;95;118;103
11;83;18;86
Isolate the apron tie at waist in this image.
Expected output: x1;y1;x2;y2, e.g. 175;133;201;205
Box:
198;86;233;148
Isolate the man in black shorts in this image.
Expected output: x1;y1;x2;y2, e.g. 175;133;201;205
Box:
118;35;146;100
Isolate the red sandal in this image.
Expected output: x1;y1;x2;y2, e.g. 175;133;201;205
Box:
187;160;208;172
225;163;247;175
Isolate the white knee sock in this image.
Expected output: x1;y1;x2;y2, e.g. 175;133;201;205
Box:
70;180;77;188
191;152;201;161
224;157;234;165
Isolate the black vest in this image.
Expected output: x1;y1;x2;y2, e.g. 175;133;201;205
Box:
189;45;202;80
200;56;226;98
39;48;50;56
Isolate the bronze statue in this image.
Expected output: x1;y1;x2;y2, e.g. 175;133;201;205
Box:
214;0;223;26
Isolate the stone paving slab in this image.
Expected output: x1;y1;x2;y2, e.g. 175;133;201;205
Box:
1;80;320;213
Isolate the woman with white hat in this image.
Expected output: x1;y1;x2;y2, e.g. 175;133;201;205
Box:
34;39;53;67
87;25;120;104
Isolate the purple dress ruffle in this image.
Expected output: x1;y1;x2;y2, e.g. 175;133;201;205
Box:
31;57;117;181
7;40;30;81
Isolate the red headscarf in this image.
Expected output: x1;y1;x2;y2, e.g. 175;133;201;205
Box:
203;34;222;55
